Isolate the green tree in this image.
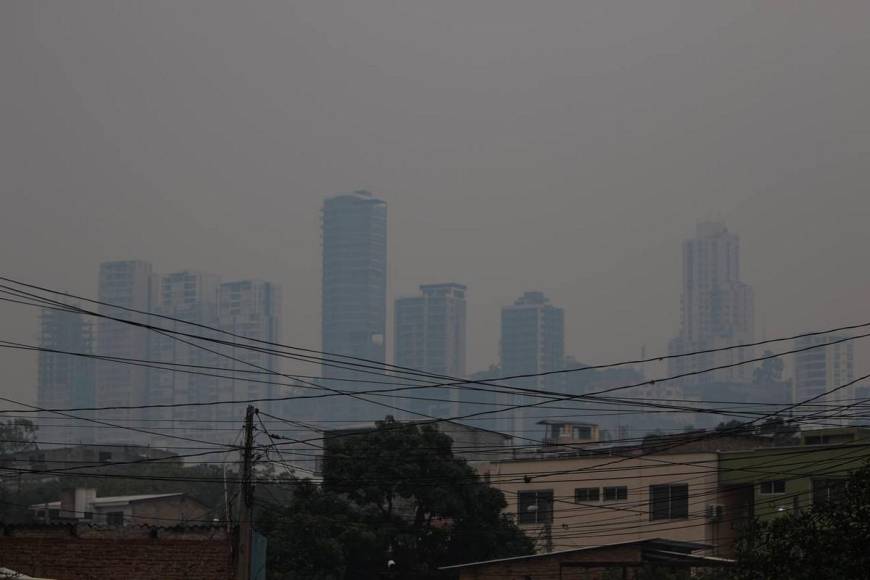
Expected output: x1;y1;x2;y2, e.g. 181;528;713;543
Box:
260;418;533;579
731;460;870;579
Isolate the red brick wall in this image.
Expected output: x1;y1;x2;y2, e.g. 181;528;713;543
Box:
0;526;234;580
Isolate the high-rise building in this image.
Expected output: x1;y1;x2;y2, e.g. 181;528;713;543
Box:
216;280;284;422
500;291;565;435
395;283;467;418
668;222;755;385
793;335;855;425
149;270;221;446
37;307;95;446
321;190;387;420
95;260;155;445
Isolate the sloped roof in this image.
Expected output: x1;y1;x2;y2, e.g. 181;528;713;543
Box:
0;567;56;579
439;538;721;571
30;493;186;510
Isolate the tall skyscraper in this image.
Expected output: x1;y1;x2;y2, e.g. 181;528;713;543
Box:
149;270;222;446
668;222;755;385
95;260;154;445
794;335;855;425
500;291;565;435
216;280;284;422
37;307;95;446
395;283;467;418
321;190;387;420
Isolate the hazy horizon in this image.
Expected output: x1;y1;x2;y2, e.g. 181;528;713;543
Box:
3;1;870;407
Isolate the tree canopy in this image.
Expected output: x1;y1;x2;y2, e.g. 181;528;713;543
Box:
258;418;533;580
731;460;870;579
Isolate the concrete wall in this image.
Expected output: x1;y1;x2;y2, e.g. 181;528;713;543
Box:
478;452;719;552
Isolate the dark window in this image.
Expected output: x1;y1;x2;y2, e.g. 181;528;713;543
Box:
760;480;786;495
650;484;689;520
574;487;600;503
98;451;112;463
48;509;60;520
106;511;125;526
82;512;93;520
603;486;628;502
572;426;592;439
812;479;847;505
517;490;553;525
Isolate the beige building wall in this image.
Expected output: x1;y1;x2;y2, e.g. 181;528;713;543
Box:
478;452;720;552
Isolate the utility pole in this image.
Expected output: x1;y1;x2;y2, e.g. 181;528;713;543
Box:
236;405;256;580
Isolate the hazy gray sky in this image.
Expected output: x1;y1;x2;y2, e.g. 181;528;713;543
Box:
2;1;869;404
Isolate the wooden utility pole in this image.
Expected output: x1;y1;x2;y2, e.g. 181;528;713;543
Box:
236;405;256;580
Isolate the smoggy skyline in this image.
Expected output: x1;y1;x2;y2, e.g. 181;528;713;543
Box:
3;1;870;405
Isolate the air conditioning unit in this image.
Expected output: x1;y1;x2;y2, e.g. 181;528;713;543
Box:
705;504;724;520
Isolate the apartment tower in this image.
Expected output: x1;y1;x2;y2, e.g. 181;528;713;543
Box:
394;283;467;418
321;190;387;420
37;307;95;446
668;222;755;385
95;260;154;445
500;291;565;435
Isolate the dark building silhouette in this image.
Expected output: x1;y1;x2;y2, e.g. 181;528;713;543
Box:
37;307;95;446
321;190;387;420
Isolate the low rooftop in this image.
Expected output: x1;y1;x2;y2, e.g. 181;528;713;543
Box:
440;538;732;572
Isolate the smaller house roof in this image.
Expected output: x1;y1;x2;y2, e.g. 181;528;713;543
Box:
439;538;718;571
30;493;185;511
0;568;56;580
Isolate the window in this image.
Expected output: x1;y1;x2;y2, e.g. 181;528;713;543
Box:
48;509;60;520
106;511;125;526
572;426;592;439
650;484;689;520
98;451;113;463
517;490;553;525
812;479;847;505
760;480;786;495
574;488;600;503
82;512;93;520
603;486;628;502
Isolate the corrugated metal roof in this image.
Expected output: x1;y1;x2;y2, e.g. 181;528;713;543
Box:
438;538;714;570
0;567;57;579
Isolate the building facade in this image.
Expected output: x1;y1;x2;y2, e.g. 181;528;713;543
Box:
394;283;467;418
37;307;95;447
793;335;855;424
95;260;155;445
321;190;387;420
477;451;720;553
30;488;209;527
148;270;222;446
668;222;755;385
216;279;284;421
499;291;565;435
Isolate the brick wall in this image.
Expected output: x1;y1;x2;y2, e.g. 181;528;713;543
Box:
0;525;234;580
